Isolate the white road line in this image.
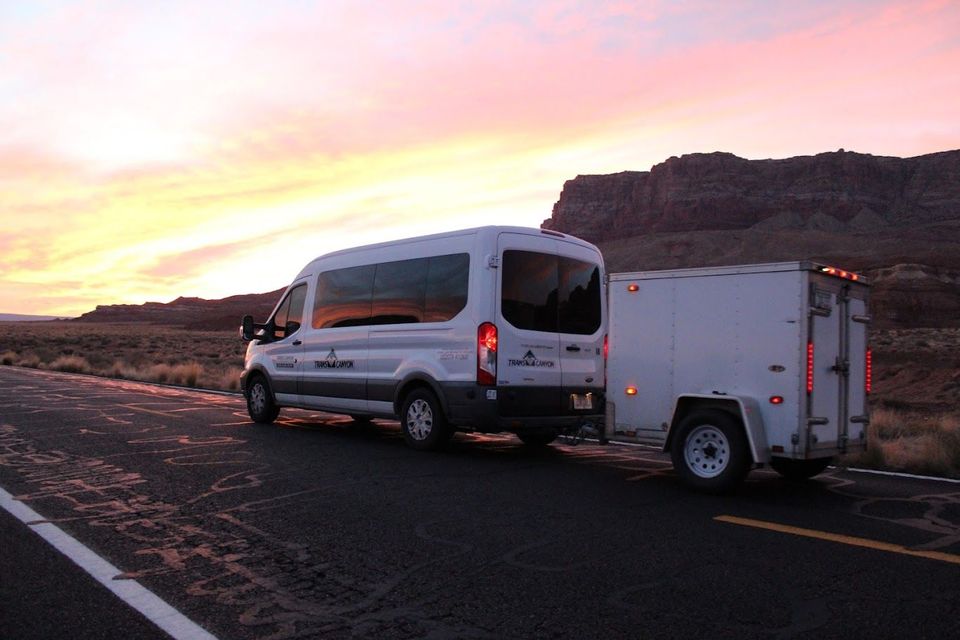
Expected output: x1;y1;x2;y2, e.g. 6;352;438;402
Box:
0;486;218;640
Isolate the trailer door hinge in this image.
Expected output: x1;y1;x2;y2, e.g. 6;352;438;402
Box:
487;255;500;268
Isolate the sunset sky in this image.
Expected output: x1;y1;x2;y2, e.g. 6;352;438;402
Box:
2;0;958;317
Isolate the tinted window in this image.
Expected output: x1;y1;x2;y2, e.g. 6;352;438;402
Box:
271;284;307;339
559;257;601;334
424;253;469;322
501;250;558;332
312;265;375;328
312;254;468;329
501;251;601;335
371;258;427;325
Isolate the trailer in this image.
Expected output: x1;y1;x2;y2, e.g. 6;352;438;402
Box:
605;262;871;493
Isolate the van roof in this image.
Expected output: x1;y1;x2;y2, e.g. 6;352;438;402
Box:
302;225;594;266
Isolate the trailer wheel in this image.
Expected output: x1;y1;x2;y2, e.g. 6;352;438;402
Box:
517;429;558;447
246;374;280;424
671;410;751;494
769;457;832;480
400;388;452;450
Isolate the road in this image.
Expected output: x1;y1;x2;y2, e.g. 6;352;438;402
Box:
0;366;958;639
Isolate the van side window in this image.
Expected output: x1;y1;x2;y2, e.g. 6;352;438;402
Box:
501;251;601;335
312;265;375;328
501;250;559;332
424;253;469;322
272;284;307;339
314;254;470;329
371;258;427;325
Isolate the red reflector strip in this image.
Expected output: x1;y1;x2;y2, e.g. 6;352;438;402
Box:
865;347;872;394
806;342;814;394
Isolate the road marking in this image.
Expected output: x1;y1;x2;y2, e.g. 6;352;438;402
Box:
715;515;960;566
117;404;183;419
0;486;218;640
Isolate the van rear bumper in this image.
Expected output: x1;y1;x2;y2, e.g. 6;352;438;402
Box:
441;382;605;433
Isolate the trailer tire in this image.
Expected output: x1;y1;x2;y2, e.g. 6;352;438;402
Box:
671;410;751;494
517;430;558;447
400;388;452;451
769;457;832;480
246;374;280;424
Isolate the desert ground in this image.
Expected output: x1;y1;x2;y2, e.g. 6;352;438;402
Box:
1;321;957;478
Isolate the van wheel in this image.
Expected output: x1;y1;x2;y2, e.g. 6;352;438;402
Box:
517;430;558;447
246;375;280;424
400;389;452;450
770;457;832;480
671;410;751;494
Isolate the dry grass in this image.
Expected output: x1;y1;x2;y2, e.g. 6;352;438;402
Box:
0;322;244;391
841;408;960;478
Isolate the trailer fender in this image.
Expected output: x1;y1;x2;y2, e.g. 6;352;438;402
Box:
664;394;770;464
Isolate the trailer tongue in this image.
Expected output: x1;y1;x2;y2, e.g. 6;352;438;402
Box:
605;262;870;493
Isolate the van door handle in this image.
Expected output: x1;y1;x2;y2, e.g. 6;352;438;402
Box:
566;345;581;352
292;340;302;346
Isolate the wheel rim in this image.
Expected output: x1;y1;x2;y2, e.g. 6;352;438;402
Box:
250;382;266;415
406;398;433;441
683;424;730;479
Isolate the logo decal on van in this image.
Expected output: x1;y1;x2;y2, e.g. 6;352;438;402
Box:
508;350;555;368
314;348;354;369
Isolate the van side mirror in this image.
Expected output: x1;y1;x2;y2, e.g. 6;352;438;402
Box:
241;315;255;341
286;320;301;336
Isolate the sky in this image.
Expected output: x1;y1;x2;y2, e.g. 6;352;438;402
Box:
1;0;958;317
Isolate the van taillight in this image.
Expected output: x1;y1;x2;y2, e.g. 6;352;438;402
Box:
806;342;814;394
865;347;872;394
477;323;498;386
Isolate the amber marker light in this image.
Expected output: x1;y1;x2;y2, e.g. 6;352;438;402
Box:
627;284;639;292
625;386;638;396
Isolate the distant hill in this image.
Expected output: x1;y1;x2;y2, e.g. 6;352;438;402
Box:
0;313;68;322
73;289;284;331
543;149;960;328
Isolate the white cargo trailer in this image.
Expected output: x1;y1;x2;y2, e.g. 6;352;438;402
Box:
605;262;871;493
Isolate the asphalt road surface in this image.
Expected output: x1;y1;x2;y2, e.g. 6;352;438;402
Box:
1;366;958;640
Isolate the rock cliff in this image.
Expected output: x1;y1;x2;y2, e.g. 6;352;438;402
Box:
544;150;960;328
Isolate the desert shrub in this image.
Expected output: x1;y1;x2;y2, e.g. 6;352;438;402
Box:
16;353;42;368
214;368;243;391
843;408;960;478
145;362;203;387
49;355;92;374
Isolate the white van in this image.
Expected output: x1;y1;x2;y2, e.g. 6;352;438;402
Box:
240;226;606;449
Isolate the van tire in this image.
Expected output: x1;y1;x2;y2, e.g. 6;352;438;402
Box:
671;410;751;494
517;430;558;447
246;375;280;424
400;388;452;450
769;457;832;480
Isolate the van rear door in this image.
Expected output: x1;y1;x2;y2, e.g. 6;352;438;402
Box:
497;233;563;415
556;243;605;403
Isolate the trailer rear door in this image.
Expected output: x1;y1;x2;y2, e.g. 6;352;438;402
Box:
807;275;869;454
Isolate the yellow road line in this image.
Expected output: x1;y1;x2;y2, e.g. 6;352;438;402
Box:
715;515;960;566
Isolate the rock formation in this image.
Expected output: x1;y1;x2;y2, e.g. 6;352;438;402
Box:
543;150;960;328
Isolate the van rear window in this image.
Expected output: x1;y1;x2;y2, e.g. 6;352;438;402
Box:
501;250;601;335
